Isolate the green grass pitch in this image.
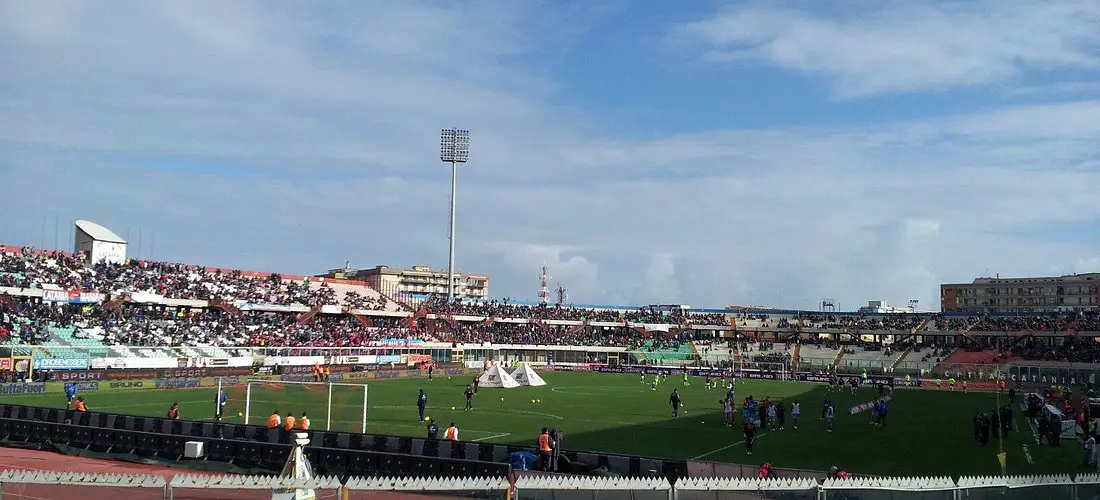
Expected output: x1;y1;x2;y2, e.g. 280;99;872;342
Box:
5;372;1084;477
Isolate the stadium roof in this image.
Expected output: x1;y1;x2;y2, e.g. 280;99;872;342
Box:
74;220;126;244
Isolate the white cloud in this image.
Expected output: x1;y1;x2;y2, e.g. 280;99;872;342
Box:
2;1;1099;311
667;1;1100;98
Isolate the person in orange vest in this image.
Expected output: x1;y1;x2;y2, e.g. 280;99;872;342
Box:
267;411;282;429
167;402;180;420
444;423;459;441
314;363;322;382
323;366;331;381
284;413;296;431
74;396;88;412
537;428;554;471
298;412;310;430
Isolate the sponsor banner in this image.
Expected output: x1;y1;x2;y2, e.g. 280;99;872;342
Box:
216;376;244;386
129;291;164;304
849;393;893;415
155;378;203;389
281;365;316;374
551;363;598;372
444;367;466;376
264;356;327;367
280;374;318;383
337;355;377;365
406;354;432;364
54;371;105;381
340;372;373;381
66;381;100;392
53;367;252;381
42;289;103;304
236;301;298;313
376;355;401;364
108;380;150;390
0;358;11;370
0;383;47;395
207;359;229;366
369;338;424;347
159;367;252;379
33;358;91;370
90;357;179;370
373;370;404;380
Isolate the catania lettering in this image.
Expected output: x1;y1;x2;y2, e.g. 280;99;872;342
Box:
0;384;47;394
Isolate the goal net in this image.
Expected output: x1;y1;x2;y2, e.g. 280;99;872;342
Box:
242;379;368;433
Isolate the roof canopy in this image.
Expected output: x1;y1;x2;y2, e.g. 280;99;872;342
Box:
75;220;126;244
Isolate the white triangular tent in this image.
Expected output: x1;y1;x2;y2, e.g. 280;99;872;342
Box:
478;362;520;389
510;363;547;386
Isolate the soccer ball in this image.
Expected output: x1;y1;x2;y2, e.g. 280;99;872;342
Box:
501;397;504;401
536;399;541;403
237;412;243;417
451;406;456;410
423;416;430;422
531;399;536;403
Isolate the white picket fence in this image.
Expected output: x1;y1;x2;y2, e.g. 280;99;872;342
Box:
2;471;1100;500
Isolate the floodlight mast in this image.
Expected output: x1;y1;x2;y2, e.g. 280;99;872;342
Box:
440;128;470;303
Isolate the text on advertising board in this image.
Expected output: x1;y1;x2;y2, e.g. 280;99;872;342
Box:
33;358;91;370
55;371;104;381
374;370;402;379
41;289;103;304
0;383;47;395
0;359;10;370
155;378;202;389
109;381;145;389
67;382;100;391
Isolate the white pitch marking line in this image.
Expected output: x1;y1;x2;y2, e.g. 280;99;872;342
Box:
691;433;767;460
472;433;512;442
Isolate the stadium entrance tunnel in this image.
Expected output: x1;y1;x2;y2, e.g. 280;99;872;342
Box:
0;403;687;480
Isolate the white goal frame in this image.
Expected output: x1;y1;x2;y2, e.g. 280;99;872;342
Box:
242;379;368;433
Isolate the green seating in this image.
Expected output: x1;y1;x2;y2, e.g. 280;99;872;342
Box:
637;340;694;362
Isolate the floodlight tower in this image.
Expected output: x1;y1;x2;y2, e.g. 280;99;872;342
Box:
556;283;567;306
538;265;551;305
440;128;470;303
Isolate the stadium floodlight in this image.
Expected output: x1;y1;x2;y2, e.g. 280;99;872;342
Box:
440;128;470;303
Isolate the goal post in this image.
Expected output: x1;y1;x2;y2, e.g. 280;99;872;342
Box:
242;379;369;433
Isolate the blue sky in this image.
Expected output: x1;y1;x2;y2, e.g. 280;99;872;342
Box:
2;0;1100;311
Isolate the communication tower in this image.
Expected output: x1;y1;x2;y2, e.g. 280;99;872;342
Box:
538;265;551;305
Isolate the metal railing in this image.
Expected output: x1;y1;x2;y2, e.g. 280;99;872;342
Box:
4;471;1100;500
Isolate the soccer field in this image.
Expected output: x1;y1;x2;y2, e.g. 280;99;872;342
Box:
5;372;1085;477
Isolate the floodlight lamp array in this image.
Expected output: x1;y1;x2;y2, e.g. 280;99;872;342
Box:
440;128;470;163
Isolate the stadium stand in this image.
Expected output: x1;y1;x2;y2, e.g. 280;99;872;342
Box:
4;243;1100;366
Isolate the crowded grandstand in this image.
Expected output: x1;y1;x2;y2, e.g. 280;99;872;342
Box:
4;243;1100;379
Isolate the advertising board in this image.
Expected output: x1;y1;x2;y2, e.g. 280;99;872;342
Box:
376;355;401;364
154;378;203;389
54;371;104;381
0;383;47;395
66;381;100;392
42;289;103;304
107;380;150;390
33;358;91;370
0;359;10;370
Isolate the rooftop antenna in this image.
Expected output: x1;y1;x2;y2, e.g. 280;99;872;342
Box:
556;283;567;306
538;265;551;305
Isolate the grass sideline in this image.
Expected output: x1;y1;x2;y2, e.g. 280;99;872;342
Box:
5;371;1086;476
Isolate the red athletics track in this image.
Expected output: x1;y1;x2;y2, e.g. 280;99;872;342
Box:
0;448;497;500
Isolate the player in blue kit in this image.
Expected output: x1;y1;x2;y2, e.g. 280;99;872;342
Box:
65;383;79;409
